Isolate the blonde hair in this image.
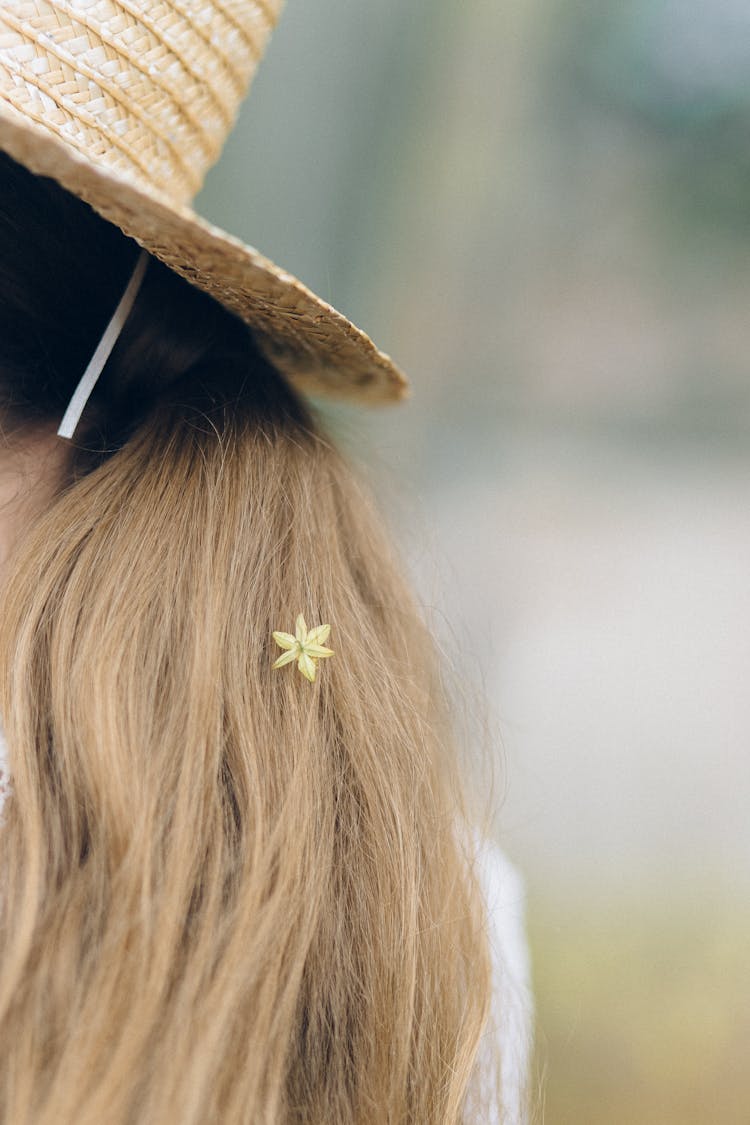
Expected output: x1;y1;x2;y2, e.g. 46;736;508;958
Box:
0;147;507;1123
0;379;507;1122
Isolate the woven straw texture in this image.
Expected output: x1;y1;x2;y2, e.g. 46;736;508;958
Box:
0;1;408;403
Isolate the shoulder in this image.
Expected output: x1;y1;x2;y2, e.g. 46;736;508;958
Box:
471;828;531;1001
465;824;535;1124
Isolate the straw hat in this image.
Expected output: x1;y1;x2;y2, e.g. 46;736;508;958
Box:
0;1;408;404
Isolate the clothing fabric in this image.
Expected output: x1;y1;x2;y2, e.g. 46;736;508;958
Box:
468;827;534;1123
0;729;10;826
0;732;532;1120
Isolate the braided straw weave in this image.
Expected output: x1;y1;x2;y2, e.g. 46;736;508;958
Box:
0;1;408;403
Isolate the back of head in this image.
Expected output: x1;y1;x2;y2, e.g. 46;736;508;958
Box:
0;151;500;1123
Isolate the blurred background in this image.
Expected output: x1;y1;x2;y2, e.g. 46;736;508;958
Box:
197;1;750;1121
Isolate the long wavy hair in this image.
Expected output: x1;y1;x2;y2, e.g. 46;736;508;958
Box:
0;149;502;1123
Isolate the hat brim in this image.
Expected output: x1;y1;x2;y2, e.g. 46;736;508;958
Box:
0;100;409;405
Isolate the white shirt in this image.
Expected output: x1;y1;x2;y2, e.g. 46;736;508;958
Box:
468;827;534;1123
0;733;532;1119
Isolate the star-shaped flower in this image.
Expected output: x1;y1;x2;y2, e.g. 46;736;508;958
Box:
272;615;334;683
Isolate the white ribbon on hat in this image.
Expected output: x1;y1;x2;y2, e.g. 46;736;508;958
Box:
57;249;150;441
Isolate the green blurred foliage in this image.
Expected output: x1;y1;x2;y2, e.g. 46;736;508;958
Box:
530;894;750;1123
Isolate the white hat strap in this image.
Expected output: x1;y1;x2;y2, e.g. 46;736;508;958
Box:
57;248;150;441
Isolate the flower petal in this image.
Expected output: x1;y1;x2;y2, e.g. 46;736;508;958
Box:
272;648;298;669
295;614;308;643
272;631;297;650
298;651;316;682
304;644;334;659
306;624;331;646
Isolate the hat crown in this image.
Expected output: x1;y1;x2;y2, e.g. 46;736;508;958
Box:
0;0;283;204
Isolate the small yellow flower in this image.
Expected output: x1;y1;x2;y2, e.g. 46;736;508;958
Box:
272;615;334;683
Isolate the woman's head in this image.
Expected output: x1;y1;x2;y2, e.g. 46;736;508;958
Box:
0;151;503;1123
0;149;309;458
